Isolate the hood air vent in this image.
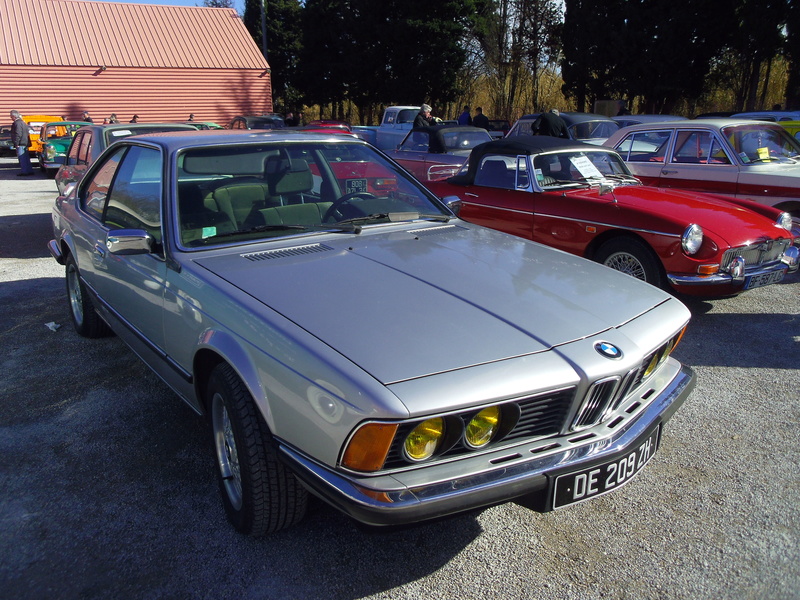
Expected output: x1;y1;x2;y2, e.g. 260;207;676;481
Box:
242;243;333;262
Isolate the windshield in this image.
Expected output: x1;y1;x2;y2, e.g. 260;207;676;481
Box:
533;150;637;188
176;141;450;247
567;120;620;141
722;124;800;163
44;123;85;140
441;130;492;152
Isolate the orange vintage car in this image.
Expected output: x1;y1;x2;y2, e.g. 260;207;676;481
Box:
23;114;62;154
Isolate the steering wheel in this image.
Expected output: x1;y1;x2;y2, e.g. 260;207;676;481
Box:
322;192;377;223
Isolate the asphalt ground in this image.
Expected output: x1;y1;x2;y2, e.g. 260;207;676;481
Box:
1;155;798;600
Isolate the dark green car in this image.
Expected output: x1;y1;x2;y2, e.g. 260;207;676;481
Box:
37;121;91;174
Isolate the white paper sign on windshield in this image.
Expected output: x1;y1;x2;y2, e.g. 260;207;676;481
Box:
569;155;604;180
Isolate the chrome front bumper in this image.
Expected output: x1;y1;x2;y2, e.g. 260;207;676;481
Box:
667;252;798;287
280;363;696;527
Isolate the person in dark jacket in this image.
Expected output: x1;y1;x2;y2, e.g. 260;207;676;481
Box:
9;110;34;176
472;107;490;130
82;111;93;123
414;104;433;128
532;109;569;138
457;105;472;125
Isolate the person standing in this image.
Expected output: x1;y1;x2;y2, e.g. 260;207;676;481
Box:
414;104;434;128
82;111;94;123
109;113;120;124
457;105;472;125
129;114;139;123
10;110;34;176
472;107;490;130
532;109;569;138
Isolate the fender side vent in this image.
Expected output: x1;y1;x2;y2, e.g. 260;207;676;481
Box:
242;243;333;261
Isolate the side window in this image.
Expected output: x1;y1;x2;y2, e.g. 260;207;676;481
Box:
671;131;714;163
67;133;84;164
76;132;92;164
475;156;514;189
618;130;671;163
103;146;163;247
708;137;732;164
81;146;126;221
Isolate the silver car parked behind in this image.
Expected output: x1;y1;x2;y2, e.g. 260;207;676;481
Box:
49;130;695;535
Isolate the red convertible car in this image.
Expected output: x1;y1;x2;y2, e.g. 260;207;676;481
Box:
426;137;798;297
388;125;492;182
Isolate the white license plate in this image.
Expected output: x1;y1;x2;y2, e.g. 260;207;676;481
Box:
345;178;368;194
745;269;786;290
553;426;660;509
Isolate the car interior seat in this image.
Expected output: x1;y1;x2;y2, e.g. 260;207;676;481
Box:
265;156;314;205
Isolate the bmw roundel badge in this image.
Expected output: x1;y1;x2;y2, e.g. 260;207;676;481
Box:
595;341;622;359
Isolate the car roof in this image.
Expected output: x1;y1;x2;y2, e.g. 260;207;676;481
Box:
119;129;368;152
616;118;786;131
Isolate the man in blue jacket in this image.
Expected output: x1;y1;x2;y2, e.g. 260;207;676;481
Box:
10;110;34;176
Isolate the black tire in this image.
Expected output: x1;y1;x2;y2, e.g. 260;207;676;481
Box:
38;153;46;173
65;254;111;338
208;362;307;536
594;237;664;288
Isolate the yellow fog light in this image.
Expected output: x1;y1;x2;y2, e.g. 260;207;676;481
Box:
465;406;501;448
404;418;444;461
643;350;662;379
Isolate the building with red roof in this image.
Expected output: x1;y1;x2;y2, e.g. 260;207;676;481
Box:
0;0;273;125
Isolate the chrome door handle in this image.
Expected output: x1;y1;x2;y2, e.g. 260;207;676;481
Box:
661;169;677;175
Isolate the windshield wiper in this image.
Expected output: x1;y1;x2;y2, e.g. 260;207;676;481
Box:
336;212;452;226
210;222;363;239
601;174;641;185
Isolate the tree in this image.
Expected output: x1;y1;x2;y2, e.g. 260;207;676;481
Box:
296;0;477;123
243;0;303;111
202;0;235;7
562;0;736;113
787;0;800;108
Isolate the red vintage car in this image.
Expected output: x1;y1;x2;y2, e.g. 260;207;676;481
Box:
388;125;492;182
426;137;798;297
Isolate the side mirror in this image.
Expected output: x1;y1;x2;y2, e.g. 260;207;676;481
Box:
106;229;153;255
441;195;462;216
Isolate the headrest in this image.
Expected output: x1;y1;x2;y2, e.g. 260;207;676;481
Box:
266;157;312;195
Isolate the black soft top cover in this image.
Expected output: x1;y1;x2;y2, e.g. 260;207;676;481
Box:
449;136;600;185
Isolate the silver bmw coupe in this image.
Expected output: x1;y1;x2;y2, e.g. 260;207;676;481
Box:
49;130;695;535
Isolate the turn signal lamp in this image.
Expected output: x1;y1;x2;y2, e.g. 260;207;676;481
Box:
697;264;719;276
341;423;398;472
404;418;444;461
465;406;501;448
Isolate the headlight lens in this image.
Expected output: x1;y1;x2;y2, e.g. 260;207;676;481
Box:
682;224;703;255
404;418;444;461
777;212;793;231
465;406;501;448
44;145;56;160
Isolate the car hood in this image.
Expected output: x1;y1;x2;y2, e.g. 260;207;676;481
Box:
607;184;786;244
195;224;672;384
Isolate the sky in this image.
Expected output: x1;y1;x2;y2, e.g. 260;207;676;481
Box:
99;0;246;13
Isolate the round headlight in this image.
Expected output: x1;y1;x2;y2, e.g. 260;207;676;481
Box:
44;145;56;160
404;418;444;461
682;224;703;255
465;406;501;448
777;212;793;231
